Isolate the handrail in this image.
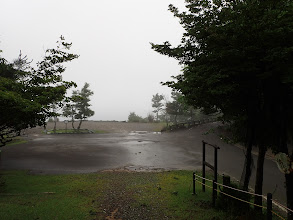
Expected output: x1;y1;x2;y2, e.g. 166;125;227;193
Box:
194;173;292;214
194;178;286;220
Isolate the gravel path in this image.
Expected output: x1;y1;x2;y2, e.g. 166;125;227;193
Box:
99;171;166;220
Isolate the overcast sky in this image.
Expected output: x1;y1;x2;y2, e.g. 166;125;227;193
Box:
1;0;186;121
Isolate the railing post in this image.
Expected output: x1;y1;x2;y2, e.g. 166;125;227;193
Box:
202;141;206;192
267;193;272;220
212;180;216;207
193;172;196;195
222;175;230;192
214;147;218;184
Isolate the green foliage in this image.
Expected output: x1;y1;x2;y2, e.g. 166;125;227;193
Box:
151;0;293;145
63;99;77;129
0;36;79;146
165;92;184;123
128;112;146;123
152;93;164;121
147;113;155;123
74;83;95;121
165;91;216;124
63;82;95;130
152;1;293;212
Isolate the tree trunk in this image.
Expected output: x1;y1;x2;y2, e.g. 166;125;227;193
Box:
77;119;83;130
53;117;57;133
254;145;267;212
242;119;255;191
166;114;169;127
285;172;293;220
243;140;253;191
278;87;293;220
71;115;75;130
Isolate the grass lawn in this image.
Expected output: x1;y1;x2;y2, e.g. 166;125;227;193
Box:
46;129;107;134
0;170;283;220
5;137;27;146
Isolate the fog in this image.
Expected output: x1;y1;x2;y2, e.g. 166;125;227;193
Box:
1;0;186;121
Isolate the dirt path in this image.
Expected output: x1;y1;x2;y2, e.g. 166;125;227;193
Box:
98;171;166;220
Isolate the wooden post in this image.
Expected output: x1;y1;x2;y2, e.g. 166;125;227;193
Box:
267;193;272;220
212;180;216;207
223;175;230;202
214;147;218;184
222;175;231;193
193;172;195;195
202;141;206;192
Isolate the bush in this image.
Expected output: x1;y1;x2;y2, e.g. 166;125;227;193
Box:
128;112;146;123
147;113;155;123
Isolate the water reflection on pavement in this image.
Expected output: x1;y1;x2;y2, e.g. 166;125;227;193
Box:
0;123;286;203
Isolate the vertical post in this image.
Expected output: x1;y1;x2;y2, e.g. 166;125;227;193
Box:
212;180;216;207
267;193;272;220
214;147;218;184
222;175;231;194
193;172;195;195
202;141;206;192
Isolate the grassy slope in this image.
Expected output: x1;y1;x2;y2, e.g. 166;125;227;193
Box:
5;137;27;146
0;170;282;220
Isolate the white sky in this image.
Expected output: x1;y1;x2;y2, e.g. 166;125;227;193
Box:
1;0;186;121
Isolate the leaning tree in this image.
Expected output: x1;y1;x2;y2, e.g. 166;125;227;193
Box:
0;36;79;146
67;82;95;130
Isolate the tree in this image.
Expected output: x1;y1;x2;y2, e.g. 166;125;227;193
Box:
146;113;155;123
0;36;78;146
62;90;80;129
165;91;185;124
166;91;209;124
73;83;95;130
50;102;62;132
128;112;145;123
152;93;164;121
151;1;293;217
63;104;77;129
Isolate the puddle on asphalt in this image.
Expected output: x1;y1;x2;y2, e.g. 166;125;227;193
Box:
152;132;161;134
129;131;161;135
125;140;155;145
129;131;148;135
33;137;54;141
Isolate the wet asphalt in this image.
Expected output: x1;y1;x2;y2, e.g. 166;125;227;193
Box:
0;123;286;203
